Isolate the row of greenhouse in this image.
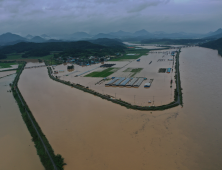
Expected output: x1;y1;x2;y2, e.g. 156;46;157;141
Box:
105;77;147;87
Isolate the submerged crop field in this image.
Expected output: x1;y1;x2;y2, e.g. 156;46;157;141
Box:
84;68;118;77
123;68;143;77
110;49;150;61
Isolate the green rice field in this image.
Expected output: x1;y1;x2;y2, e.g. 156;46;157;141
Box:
109;49;150;61
84;68;118;77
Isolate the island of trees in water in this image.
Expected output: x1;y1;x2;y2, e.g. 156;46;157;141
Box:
67;65;74;70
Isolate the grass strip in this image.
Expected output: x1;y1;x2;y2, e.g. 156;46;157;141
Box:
175;50;183;105
84;68;116;77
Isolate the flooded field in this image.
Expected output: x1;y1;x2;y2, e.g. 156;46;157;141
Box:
0;64;18;71
124;42;164;49
0;70;16;78
124;42;184;49
0;74;43;170
18;47;222;170
53;49;176;106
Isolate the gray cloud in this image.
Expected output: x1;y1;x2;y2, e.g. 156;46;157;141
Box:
0;0;221;35
127;1;165;13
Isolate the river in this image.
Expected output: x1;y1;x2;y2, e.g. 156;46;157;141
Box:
18;47;222;170
0;74;44;170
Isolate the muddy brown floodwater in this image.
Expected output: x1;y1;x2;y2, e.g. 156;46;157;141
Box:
0;70;16;78
0;64;18;71
0;74;44;170
18;47;222;170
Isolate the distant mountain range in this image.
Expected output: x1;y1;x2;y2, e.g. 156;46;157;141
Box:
0;33;26;45
30;36;46;43
1;28;222;46
40;28;222;40
26;34;34;39
203;28;222;39
0;33;59;46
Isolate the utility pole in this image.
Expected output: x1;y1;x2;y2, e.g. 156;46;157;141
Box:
153;96;154;105
134;95;135;105
115;93;116;98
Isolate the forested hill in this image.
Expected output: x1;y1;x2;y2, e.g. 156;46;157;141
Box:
0;40;126;59
200;38;222;56
89;38;124;47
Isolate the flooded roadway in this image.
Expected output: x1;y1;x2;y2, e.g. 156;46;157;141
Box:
18;47;222;170
0;74;44;170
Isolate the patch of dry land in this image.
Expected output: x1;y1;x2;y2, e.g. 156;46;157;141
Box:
52;49;176;106
0;70;16;78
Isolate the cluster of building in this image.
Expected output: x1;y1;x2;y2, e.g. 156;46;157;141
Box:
55;53;122;66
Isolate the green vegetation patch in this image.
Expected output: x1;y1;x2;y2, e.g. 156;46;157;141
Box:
110;49;150;61
0;41;125;60
109;48;167;61
0;62;18;68
0;53;54;61
84;68;118;77
123;67;143;77
6;53;23;60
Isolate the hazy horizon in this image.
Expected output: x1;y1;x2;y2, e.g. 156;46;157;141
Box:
0;0;222;36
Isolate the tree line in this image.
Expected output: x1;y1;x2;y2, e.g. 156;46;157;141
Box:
200;37;222;56
0;40;126;59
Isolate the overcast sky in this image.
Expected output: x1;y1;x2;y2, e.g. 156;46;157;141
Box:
0;0;222;35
